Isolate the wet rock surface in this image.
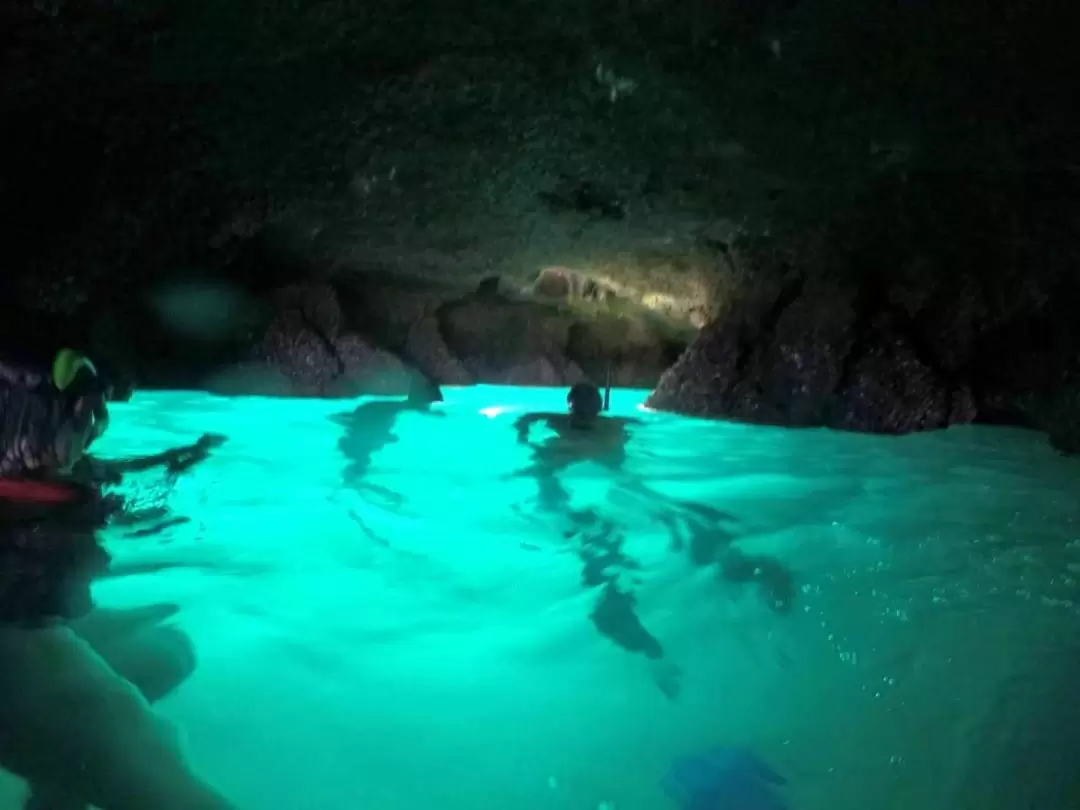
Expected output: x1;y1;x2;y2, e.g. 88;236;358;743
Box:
17;268;691;397
649;172;1080;448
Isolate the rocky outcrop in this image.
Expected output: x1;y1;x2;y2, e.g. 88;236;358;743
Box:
334;272;693;390
205;282;414;397
63;268;692;397
648;269;978;433
648;171;1080;449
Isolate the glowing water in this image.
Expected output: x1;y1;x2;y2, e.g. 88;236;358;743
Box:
6;386;1080;810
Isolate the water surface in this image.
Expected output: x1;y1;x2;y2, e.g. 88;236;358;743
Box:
6;386;1080;810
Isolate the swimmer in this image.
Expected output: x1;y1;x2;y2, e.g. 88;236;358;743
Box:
1;349;112;478
513;381;640;451
512;383;680;697
512;381;644;511
1;348;225;488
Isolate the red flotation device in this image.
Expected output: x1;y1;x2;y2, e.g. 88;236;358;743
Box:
0;477;108;532
0;477;88;505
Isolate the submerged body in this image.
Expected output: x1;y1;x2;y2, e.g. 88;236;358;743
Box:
0;493;237;810
512;384;679;690
0;615;236;810
513;383;642;510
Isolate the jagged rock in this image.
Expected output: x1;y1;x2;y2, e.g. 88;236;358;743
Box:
439;298;583;384
236;282;413;397
829;317;976;433
646;273;977;433
1017;377;1080;456
60;269;688;395
335;273;689;389
566;312;688;389
648;171;1080;444
403;316;472;385
271;282;344;339
526;267;621;305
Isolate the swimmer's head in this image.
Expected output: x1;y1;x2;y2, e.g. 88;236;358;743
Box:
52;349;97;393
52;349;111;445
567;382;603;422
53;349;131;401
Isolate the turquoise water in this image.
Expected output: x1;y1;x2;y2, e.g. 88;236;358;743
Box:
5;386;1080;809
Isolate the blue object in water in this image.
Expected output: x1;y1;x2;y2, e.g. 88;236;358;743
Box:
661;746;788;810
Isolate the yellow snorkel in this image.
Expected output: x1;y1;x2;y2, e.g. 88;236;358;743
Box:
52;348;111;449
52;348;98;392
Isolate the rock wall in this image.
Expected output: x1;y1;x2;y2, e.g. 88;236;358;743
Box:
45;267;693;398
648;171;1080;451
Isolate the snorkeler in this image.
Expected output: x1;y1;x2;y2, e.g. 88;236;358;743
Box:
511;382;683;694
1;348;225;490
1;349;111;478
514;383;795;613
512;381;644;511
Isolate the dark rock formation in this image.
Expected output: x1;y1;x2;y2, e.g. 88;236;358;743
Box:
333;272;692;390
1;0;1076;450
526;267;621;306
648;269;977;434
206;282;414;397
648;171;1080;449
5;268;690;397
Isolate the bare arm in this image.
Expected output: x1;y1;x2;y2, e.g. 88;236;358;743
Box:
114;434;227;474
76;434;227;485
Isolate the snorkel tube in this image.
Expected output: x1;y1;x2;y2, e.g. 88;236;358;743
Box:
52;348;98;393
603;362;612;412
51;348;111;445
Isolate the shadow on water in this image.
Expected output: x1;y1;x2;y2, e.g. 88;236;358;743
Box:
332;376;445;508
